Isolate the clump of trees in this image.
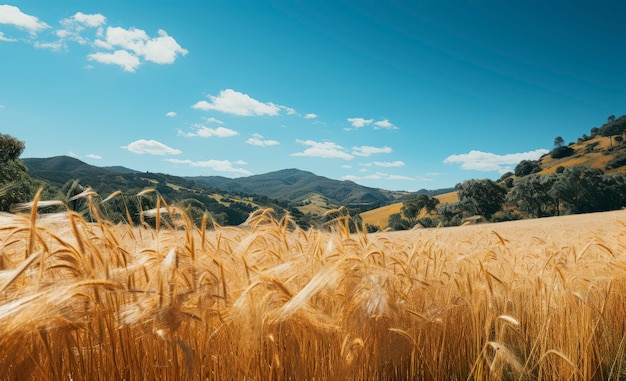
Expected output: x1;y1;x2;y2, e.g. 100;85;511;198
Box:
0;134;34;211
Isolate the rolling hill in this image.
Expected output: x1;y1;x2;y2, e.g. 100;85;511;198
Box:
188;168;405;211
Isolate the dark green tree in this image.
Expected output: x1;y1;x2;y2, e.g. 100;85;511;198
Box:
401;193;439;226
549;166;609;214
514;160;541;177
455;179;506;219
0;134;32;211
507;174;558;217
554;136;565;148
387;213;410;231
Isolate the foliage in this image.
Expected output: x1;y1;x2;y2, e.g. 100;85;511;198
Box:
455;179;506;219
550;166;626;214
400;193;439;226
514;160;541;177
550;146;574;159
387;213;410;230
0;134;33;211
606;153;626;170
554;136;565;148
507;174;558;218
436;201;463;226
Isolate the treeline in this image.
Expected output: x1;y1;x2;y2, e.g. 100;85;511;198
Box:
387;114;626;230
388;165;626;230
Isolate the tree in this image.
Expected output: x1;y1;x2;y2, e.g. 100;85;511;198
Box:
0;134;32;211
608;115;616;123
401;193;439;226
507;174;558;217
553;136;564;148
514;160;541;177
455;179;506;219
550;166;606;214
387;213;410;231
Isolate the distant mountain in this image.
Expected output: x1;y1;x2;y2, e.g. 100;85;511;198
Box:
188;168;403;209
23;156;201;195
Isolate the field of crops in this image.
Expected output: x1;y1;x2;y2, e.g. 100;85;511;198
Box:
1;193;626;380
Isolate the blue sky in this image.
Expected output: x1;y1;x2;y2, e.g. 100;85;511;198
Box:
1;1;625;191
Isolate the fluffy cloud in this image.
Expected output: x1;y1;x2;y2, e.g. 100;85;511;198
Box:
88;50;140;72
204;117;224;124
122;139;182;155
351;145;392;157
372;161;405;168
292;140;353;160
0;5;49;34
347;117;373;128
166;158;252;176
94;27;188;67
70;12;106;28
179;126;239;138
192;89;281;116
165;111;177;117
86;153;102;159
246;133;280;147
304;113;318;119
374;119;398;130
443;149;549;173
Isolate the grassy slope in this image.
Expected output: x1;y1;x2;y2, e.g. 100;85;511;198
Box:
361;191;459;229
539;135;626;174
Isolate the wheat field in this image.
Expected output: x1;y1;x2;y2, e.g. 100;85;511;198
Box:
1;191;626;380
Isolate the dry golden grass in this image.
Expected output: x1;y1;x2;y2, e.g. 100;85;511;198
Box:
1;190;626;380
361;191;459;229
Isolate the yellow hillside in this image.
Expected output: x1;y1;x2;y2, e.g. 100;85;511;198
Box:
539;135;626;175
361;191;458;229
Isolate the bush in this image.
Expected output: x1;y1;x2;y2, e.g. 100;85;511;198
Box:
550;146;574;159
606;154;626;170
491;210;523;222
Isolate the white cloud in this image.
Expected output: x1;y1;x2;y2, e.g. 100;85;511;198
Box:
0;31;16;42
246;133;280;147
342;172;415;183
0;5;49;34
180;126;239;138
204;117;224;124
351;145;392;157
342;165;352;169
86;153;102;159
34;40;63;51
292;140;353;160
443;149;549;174
90;26;187;70
165;111;177;117
374;119;398;130
281;106;297;115
192;89;281;116
347;117;373;128
166;158;252;176
71;12;106;28
123;139;182;155
372;161;405;168
88;50;140;72
304;113;318;119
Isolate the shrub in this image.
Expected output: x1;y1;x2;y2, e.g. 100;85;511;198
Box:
550;146;574;159
606;153;626;170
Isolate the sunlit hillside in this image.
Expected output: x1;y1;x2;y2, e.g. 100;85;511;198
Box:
361;191;459;229
1;192;626;380
539;135;626;175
